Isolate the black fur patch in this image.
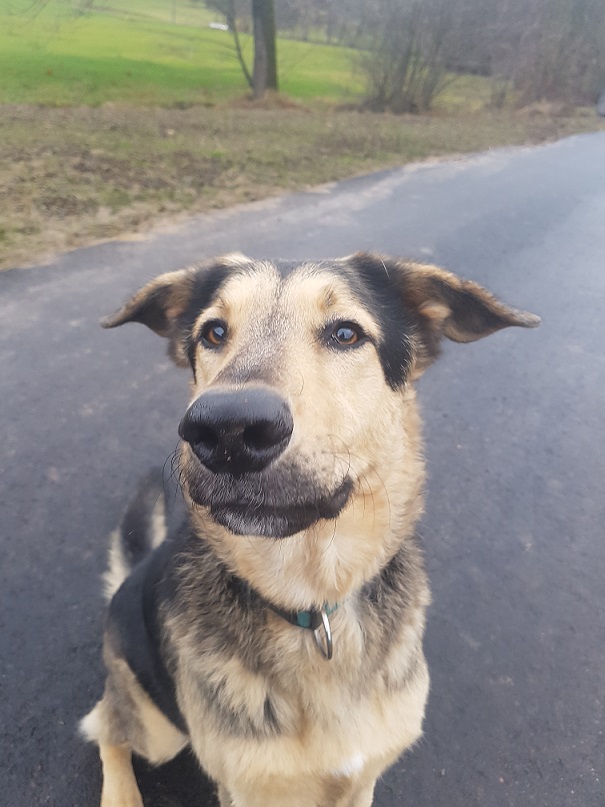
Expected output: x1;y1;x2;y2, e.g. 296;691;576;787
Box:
182;262;235;371
359;536;427;676
120;469;164;566
107;539;187;734
340;255;415;389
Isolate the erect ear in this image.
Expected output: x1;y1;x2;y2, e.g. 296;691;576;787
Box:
101;255;246;367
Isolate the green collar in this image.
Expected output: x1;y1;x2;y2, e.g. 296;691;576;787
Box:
267;600;339;631
236;575;340;660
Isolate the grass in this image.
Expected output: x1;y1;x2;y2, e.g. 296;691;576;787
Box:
0;0;362;106
1;103;603;270
0;1;603;270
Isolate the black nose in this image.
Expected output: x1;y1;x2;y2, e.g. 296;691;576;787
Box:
178;387;294;474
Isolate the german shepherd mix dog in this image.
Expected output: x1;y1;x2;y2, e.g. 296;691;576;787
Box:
81;253;539;807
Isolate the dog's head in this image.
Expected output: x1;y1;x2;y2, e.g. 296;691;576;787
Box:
104;254;538;594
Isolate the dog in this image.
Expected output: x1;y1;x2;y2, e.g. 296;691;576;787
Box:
81;253;539;807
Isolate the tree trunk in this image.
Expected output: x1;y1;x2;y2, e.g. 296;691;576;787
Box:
252;0;278;98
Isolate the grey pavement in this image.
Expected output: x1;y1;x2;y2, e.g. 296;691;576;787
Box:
1;132;604;806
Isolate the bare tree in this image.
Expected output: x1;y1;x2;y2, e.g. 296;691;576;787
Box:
511;0;605;105
282;0;605;108
357;0;453;113
205;0;277;98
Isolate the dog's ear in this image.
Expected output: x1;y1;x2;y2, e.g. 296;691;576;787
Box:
384;256;539;371
397;260;540;342
404;262;540;371
101;269;195;336
102;256;247;367
349;254;539;376
102;269;194;336
101;269;196;367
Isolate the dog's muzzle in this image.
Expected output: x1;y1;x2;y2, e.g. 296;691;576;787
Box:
178;387;294;476
178;387;352;537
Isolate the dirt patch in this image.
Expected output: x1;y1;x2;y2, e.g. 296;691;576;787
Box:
1;103;603;270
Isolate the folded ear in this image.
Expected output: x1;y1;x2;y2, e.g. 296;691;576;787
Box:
101;269;196;367
101;255;246;367
399;259;540;372
397;259;540;345
350;254;540;376
102;269;194;336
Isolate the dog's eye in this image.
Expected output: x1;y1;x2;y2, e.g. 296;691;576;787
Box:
330;322;365;347
200;321;227;348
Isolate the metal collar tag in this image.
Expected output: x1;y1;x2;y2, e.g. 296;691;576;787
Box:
261;595;338;661
314;607;333;660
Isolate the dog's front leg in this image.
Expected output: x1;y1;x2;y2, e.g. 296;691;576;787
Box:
98;744;144;807
347;781;376;807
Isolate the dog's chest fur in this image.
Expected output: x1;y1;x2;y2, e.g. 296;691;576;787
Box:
159;525;430;782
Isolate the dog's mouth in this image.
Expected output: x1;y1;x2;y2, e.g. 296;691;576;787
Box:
186;467;353;538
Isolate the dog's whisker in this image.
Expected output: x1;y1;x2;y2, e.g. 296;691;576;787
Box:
162;443;185;515
359;472;378;534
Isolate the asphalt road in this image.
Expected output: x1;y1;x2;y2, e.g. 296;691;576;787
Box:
1;132;604;807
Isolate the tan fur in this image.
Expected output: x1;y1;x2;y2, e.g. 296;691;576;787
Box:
98;745;143;807
83;254;539;807
103;529;131;602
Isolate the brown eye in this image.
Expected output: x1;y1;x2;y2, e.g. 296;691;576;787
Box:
331;322;364;347
201;321;227;348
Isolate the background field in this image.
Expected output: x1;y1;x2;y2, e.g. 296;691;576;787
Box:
1;0;603;270
0;0;362;105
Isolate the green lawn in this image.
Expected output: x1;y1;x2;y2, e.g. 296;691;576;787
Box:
0;0;363;105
